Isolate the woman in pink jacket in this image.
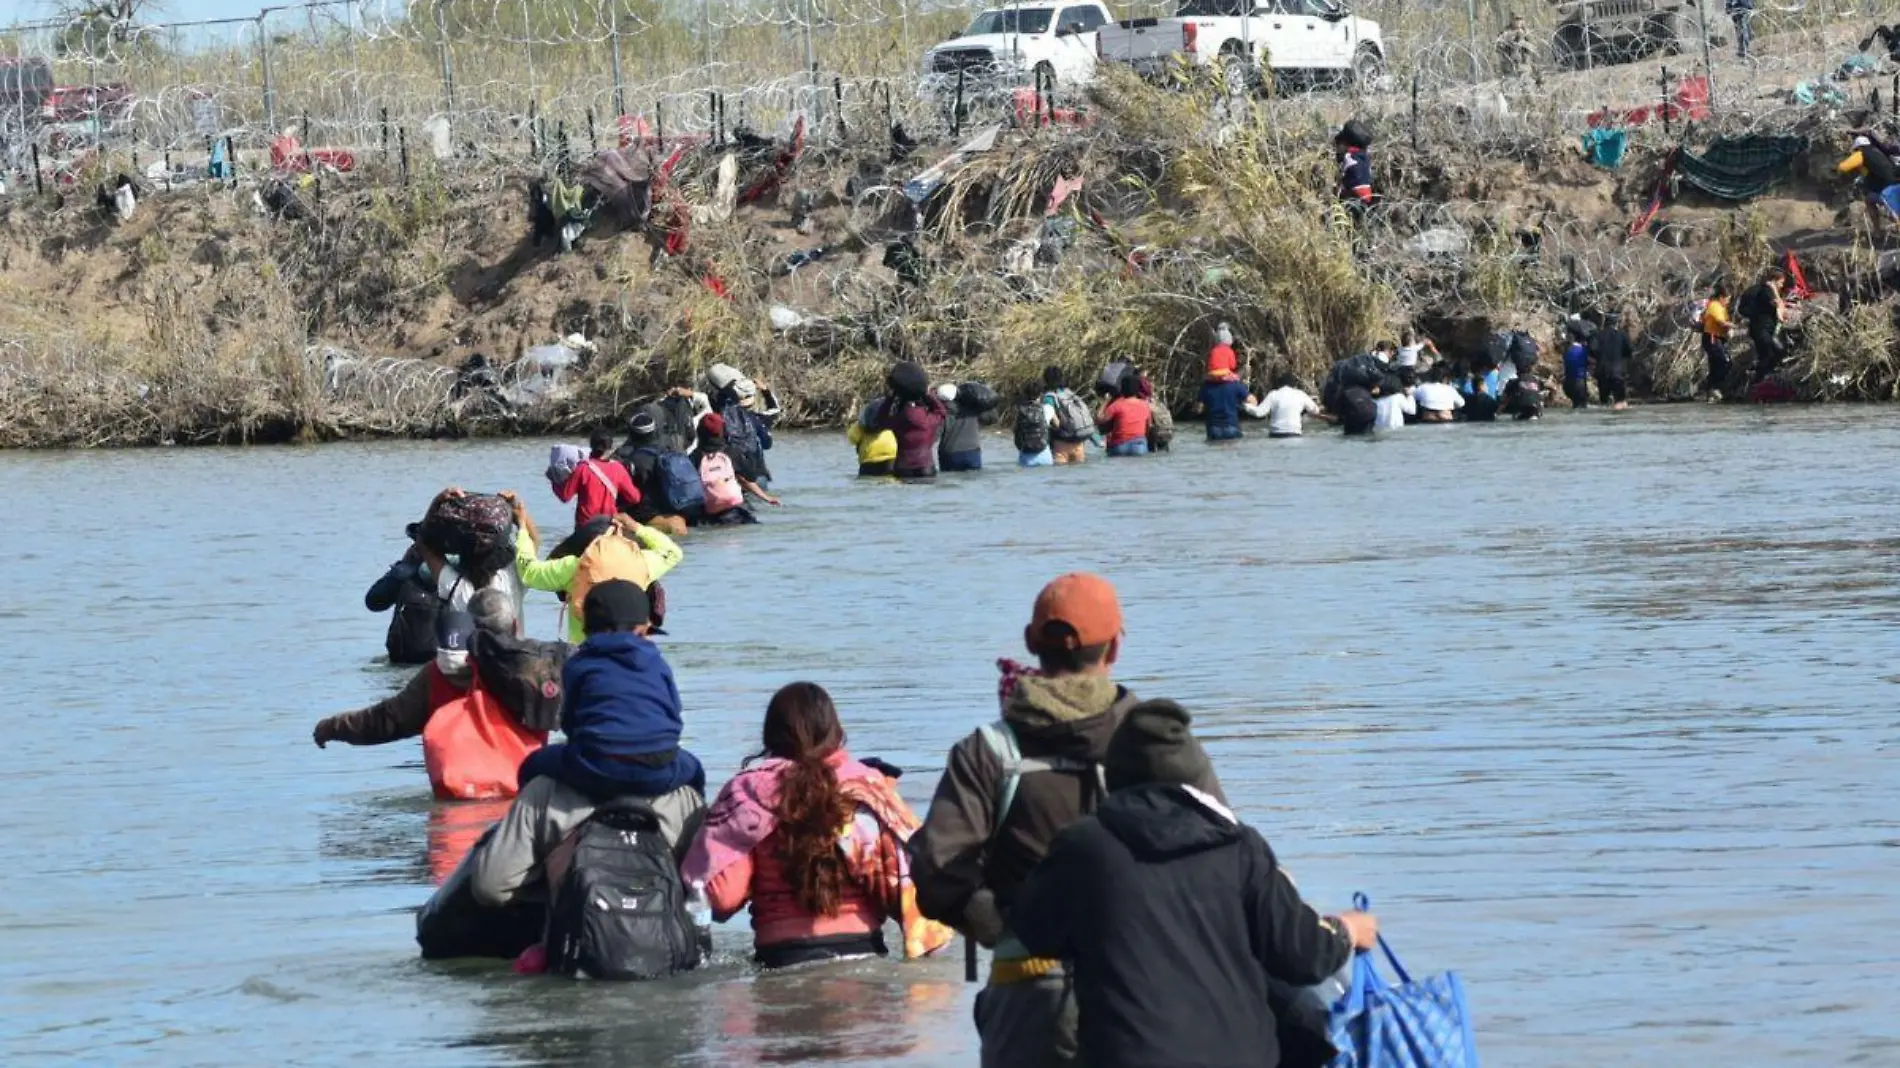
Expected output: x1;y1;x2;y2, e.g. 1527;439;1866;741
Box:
681;683;952;968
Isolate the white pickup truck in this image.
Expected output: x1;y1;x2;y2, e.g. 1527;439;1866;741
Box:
1096;0;1385;90
921;3;1114;89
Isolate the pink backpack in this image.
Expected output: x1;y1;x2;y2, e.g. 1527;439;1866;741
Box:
699;451;744;514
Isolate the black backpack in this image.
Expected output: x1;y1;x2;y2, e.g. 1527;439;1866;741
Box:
385;578;440;665
654;396;698;454
718;401;766;481
546;798;701;981
468;630;567;732
1013;403;1050;454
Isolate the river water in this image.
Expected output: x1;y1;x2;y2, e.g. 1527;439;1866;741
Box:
4;405;1898;1066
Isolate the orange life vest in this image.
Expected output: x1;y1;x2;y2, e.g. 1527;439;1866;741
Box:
422;664;548;801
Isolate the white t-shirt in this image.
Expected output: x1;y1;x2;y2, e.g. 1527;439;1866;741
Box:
1396;344;1425;368
1373;391;1415;430
1413;382;1466;413
1262;387;1320;436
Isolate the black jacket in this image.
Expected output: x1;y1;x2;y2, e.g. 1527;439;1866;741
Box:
365;558;439;665
1591;327;1632;380
1011;784;1352;1068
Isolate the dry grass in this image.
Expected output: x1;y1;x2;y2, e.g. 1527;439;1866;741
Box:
1790;301;1900;400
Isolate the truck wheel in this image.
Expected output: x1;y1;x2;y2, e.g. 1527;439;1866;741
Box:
1351;44;1386;91
1218;45;1256;96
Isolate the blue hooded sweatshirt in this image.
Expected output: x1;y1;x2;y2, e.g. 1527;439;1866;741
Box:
1199;377;1250;437
517;631;705;799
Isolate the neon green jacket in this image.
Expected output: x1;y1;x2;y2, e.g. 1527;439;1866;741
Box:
514;525;683;643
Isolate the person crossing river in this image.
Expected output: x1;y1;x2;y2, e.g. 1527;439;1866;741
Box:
911;572;1141;1068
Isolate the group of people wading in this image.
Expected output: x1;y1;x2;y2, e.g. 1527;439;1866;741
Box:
325;509;1380;1068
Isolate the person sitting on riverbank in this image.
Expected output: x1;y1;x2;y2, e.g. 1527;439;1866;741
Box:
313;590;563;799
849;398;899;477
911;572;1140;1068
697;414;780;524
1200;369;1249;441
414;582;705;963
555;429;642;528
1097;377;1153;458
681;682;953;969
1413;365;1466;423
365;544;440;665
513;497;682;644
876;363;949;479
1010;699;1378;1068
938;384;989;473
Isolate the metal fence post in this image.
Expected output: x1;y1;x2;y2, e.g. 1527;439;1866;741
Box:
523;2;537;101
1463;0;1479;82
434;2;456;122
803;0;818;80
1695;0;1716;115
701;0;712;69
610;15;626;117
259;15;278;137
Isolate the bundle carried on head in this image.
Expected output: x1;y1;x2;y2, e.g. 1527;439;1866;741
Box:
887;361;929;403
418;493;516;582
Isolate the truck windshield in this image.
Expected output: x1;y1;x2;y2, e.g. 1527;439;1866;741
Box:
963;9;1056;34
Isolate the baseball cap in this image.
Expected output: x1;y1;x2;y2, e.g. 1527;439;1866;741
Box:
582;579;651;635
1854;135;1872;149
1025;572;1124;654
435;606;477;653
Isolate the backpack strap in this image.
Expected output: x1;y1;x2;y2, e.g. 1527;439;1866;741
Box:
976;719;1024;836
974;717;1106;840
583;459;618;498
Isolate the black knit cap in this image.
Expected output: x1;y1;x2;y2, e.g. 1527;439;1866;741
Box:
583;579;651;635
1105;699;1220;795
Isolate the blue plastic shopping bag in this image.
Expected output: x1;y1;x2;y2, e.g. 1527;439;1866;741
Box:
1328;894;1479;1068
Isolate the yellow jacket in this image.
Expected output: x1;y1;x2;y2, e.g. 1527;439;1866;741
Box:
847;421;898;465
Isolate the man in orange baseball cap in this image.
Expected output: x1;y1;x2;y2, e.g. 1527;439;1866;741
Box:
911;572;1139;1068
